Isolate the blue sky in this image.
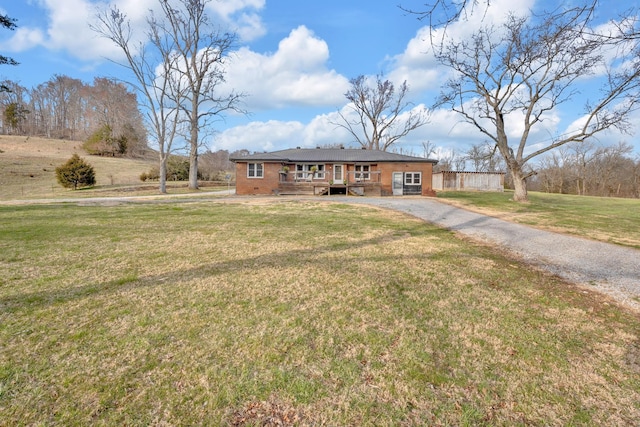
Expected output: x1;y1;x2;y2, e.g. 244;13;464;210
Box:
1;0;639;158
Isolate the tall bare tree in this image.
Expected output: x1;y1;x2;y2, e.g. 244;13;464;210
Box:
433;4;640;201
93;6;186;193
333;74;429;151
153;0;245;189
536;147;571;194
84;78;147;157
32;75;84;139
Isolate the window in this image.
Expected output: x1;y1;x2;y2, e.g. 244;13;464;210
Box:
248;163;263;178
355;164;370;180
296;164;325;180
405;172;421;185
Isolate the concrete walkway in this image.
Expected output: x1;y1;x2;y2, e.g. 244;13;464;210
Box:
339;197;640;312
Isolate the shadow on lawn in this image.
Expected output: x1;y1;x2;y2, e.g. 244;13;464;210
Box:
0;225;445;313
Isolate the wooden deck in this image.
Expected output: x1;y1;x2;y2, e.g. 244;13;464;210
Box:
275;182;380;196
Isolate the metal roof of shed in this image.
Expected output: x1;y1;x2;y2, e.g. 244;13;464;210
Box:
229;148;438;163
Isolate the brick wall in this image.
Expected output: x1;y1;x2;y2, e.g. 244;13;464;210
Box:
234;161;436;196
234;162;282;195
377;162;436;196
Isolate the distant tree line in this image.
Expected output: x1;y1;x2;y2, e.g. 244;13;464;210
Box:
426;140;640;198
533;142;640;198
0;75;148;157
140;149;242;182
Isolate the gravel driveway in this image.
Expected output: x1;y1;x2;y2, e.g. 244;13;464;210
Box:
339;197;640;312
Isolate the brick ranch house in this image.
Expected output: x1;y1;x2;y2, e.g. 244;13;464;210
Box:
230;147;439;196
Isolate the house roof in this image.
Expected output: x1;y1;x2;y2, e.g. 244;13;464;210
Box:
230;148;438;163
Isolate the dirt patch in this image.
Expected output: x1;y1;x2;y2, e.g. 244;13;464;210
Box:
229;396;309;426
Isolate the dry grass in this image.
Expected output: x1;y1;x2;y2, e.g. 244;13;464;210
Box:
1;199;639;425
437;191;640;249
0;135;155;200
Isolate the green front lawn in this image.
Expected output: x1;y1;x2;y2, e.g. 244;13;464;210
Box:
1;200;638;425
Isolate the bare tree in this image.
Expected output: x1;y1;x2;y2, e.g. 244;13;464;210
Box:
566;141;597;196
153;0;246;189
29;82;54;137
199;149;234;180
401;0;488;36
93;6;186;194
535;140;639;197
465;141;504;172
536;148;571;194
590;142;635;197
434;148;466;172
38;75;84;139
88;77;146;154
421;140;437;159
333;74;429;151
434;4;640;202
0;75;146;141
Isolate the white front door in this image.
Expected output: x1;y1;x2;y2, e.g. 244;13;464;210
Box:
333;164;344;182
392;172;403;196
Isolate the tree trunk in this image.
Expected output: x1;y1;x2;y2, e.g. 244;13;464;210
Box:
189;148;198;190
511;168;529;202
188;104;199;190
159;155;168;194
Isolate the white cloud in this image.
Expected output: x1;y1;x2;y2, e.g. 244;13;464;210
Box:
6;1;347;111
388;0;537;94
114;0;157;21
233;11;266;41
302;112;351;147
41;0;125;60
1;27;45;51
208;0;265;19
214;120;305;152
387;26;444;93
0;0;145;60
206;0;266;42
225;26;350;110
213;113;355;153
3;0;263;61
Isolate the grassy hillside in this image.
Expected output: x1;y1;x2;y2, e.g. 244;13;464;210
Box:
0;135;156;200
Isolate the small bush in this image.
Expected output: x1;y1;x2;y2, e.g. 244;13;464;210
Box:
55;154;96;190
84;124;129;157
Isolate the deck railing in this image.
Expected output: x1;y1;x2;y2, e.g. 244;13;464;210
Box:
346;170;381;183
291;171;326;181
282;170;382;183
